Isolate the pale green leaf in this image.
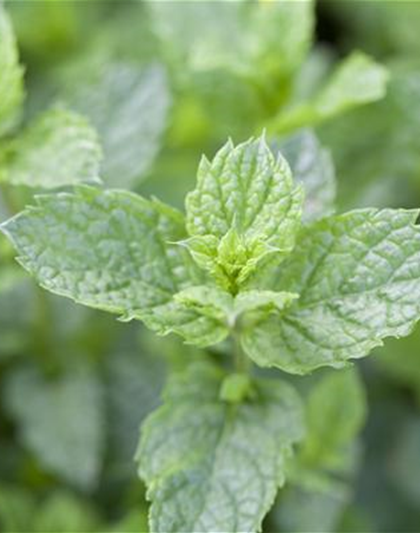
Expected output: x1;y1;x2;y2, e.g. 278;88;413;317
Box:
137;361;304;533
270;52;389;134
1;107;102;188
234;290;299;317
274;130;336;222
1;187;204;334
63;62;171;187
0;3;24;136
4;367;104;489
174;285;232;323
181;231;284;292
242;209;420;373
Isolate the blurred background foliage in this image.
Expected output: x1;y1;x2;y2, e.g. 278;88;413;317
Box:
1;1;420;532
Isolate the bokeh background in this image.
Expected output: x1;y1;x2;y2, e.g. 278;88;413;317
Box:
1;1;420;531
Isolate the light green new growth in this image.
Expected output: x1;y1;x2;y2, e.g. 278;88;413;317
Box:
185;136;303;291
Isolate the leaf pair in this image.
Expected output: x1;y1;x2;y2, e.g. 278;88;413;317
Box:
4;134;420;375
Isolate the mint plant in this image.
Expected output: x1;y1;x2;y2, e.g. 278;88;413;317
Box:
3;133;420;532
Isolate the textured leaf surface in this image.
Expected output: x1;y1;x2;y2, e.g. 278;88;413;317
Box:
1;187;203;333
4;367;104;489
64;63;170;187
1;107;102;188
270;52;388;134
174;285;297;335
0;4;24;136
275;130;336;222
186;136;302;245
243;209;420;373
137;361;304;533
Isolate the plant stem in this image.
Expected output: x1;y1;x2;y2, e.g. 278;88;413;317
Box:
32;285;60;377
232;326;250;374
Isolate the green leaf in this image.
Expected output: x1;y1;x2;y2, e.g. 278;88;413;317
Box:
4;366;104;489
106;340;166;466
149;1;313;80
0;107;102;188
234;290;299;317
270;52;389;134
272;482;351;533
242;209;420;373
320;59;420;211
63;62;171;188
174;285;232;324
1;186;203;334
174;285;298;336
271;369;365;533
0;3;24;136
137;361;304;533
186;135;302;243
300;368;366;470
274;130;336;222
185;136;303;288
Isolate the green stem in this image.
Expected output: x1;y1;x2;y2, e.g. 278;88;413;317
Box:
32;286;59;377
232;326;250;374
